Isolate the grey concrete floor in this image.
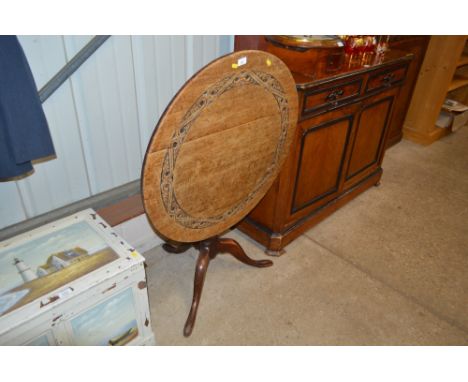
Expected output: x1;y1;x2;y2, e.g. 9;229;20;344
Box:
143;126;468;345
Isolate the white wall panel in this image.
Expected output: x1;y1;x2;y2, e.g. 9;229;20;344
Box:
64;36;142;194
111;37;143;181
154;36;177;125
18;35;65;89
14;36;91;217
132;35;231;153
131;36;160;153
0;35;234;230
15;83;92;217
170;36;189;92
192;35;206;74
59;35;93;58
0;183;27;226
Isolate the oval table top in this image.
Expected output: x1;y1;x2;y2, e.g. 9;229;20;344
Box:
142;50;298;242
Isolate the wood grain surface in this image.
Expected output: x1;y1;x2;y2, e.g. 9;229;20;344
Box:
142;50;298;242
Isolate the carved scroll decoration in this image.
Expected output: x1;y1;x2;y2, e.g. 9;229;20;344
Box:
160;70;290;229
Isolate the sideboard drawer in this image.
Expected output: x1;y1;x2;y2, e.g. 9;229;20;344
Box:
366;65;408;93
302;78;362;116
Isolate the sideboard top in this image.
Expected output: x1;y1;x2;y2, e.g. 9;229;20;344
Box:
293;49;414;90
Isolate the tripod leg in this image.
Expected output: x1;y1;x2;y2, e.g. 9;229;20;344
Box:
183;245;211;337
216;238;273;268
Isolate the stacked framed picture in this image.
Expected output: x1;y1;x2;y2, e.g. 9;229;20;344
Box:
0;209;155;345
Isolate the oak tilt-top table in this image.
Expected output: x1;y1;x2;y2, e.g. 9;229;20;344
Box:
141;50;298;336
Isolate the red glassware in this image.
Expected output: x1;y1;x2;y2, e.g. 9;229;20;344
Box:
344;35;366;55
344;36;355;54
364;36;376;53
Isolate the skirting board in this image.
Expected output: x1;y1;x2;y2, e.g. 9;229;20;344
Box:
113;214;164;254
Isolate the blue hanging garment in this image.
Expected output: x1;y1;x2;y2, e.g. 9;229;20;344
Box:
0;36;55;179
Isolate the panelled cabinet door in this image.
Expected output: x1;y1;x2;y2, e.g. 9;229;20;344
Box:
286;103;360;224
344;88;398;189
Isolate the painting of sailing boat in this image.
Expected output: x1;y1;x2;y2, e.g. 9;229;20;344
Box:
0;221;119;317
70;287;139;346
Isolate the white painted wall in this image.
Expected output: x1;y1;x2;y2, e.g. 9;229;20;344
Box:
0;35;234;230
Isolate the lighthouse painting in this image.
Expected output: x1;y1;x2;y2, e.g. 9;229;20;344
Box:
0;221;119;316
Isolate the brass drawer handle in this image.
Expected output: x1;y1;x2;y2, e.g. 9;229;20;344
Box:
382;73;395;86
325;89;344;102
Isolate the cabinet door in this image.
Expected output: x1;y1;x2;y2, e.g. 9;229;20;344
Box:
288;104;358;220
344;89;397;188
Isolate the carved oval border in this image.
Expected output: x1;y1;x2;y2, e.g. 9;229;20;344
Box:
160;70;290;229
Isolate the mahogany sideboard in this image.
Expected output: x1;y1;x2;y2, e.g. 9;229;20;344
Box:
236;47;413;255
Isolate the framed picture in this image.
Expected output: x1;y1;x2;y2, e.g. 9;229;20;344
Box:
70;287;139;346
0;215;119;317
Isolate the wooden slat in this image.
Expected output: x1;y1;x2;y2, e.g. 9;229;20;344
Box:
96;194;144;227
457;54;468;68
448;74;468;92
